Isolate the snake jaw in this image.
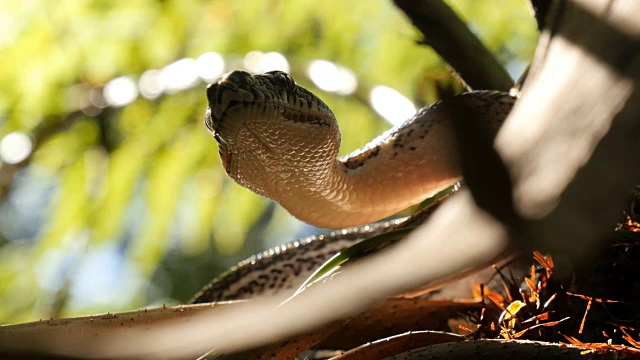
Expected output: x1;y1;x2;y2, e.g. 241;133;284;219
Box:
203;107;215;133
204;105;234;174
204;106;234;173
215;133;232;174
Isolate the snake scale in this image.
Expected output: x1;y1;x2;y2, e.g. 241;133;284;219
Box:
192;70;515;303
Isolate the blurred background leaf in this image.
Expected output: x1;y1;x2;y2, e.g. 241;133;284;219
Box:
0;0;537;323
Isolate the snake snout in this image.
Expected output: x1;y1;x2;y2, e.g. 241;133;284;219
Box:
222;70;251;85
207;80;255;120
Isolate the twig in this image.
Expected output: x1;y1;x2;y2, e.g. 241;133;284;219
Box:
393;0;513;91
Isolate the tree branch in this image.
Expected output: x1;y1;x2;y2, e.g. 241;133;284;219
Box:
529;0;556;30
393;0;514;91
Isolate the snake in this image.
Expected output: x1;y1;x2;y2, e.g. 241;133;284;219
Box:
203;70;514;229
193;72;637;358
191;70;515;303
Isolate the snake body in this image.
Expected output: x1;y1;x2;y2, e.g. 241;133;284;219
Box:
204;70;515;229
191;219;402;303
195;71;516;302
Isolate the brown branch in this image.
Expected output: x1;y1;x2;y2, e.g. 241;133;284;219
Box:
393;0;513;91
529;0;556;30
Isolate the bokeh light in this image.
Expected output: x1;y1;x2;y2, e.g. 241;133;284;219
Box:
0;131;33;164
260;52;289;72
103;76;139;107
196;52;225;83
243;51;290;73
138;70;163;100
88;86;108;108
159;58;200;94
370;85;416;126
243;51;263;73
308;60;357;95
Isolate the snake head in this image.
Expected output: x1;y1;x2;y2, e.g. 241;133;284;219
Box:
204;70;340;198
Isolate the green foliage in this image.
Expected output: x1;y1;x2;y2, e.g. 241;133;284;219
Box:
0;0;537;323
